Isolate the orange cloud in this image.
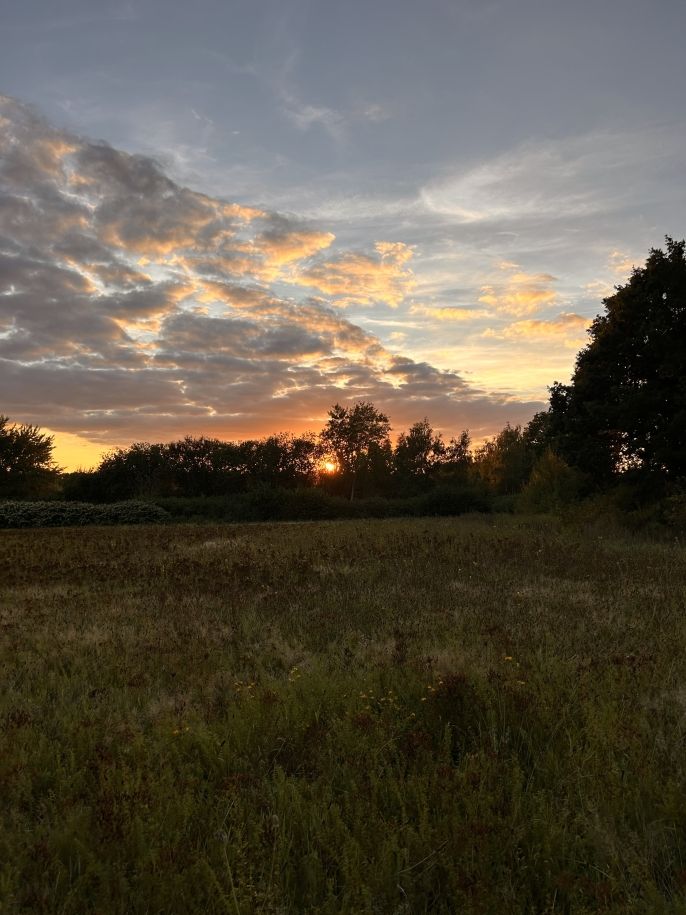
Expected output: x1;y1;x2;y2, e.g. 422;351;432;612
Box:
297;241;415;307
254;229;335;268
608;250;635;277
478;265;558;316
484;312;590;345
410;304;487;322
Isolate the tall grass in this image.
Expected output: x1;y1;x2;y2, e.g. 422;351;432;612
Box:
1;516;685;912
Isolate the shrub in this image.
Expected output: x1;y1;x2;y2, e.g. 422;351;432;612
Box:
517;449;585;513
417;484;491;517
0;500;169;528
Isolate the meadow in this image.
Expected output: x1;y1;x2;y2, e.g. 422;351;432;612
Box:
1;515;686;913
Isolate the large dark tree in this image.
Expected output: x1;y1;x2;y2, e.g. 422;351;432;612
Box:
530;238;686;482
0;415;60;498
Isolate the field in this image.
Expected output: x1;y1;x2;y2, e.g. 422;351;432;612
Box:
1;516;686;914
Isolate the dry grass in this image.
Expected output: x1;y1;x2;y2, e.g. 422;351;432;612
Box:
1;515;686;913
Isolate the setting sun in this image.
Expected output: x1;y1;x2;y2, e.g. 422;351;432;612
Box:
323;461;337;473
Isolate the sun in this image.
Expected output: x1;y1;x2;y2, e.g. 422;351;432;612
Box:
323;461;337;473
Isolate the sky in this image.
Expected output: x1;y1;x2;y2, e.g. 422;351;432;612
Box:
1;0;684;470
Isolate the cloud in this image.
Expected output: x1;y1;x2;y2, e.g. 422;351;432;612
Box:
0;95;542;451
477;263;558;317
608;250;636;276
486;312;590;345
410;304;488;322
582;249;642;302
420;128;680;225
283;97;345;137
297;241;415;307
252;219;335;272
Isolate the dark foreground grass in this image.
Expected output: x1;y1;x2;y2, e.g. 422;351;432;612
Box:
1;516;686;913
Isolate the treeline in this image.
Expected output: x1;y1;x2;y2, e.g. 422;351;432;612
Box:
0;408;628;522
60;420;505;506
0;406;571;515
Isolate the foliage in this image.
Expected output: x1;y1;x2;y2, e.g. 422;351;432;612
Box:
531;237;686;483
91;442;174;501
517;449;586;513
472;423;532;495
443;430;473;470
0;415;60;499
154;484;489;524
417;482;491;516
394;418;445;484
64;434;321;502
320;401;391;500
3;517;686;912
0;499;169;528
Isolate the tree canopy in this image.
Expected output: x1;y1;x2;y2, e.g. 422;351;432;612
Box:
0;415;60;498
530;237;686;483
320;401;391;500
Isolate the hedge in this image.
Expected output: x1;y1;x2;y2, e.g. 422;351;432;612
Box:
0;500;170;528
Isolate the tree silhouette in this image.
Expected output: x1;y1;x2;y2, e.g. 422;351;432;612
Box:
531;238;686;482
394;419;445;485
320;401;391;500
0;415;60;498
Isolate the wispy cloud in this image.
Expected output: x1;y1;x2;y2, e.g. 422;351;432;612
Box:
420;128;680;224
280;90;346;139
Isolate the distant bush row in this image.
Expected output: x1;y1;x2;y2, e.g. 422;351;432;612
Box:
4;486;684;531
0;500;170;528
158;483;491;523
0;485;493;528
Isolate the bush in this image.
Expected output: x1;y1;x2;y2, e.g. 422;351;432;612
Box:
0;500;169;528
662;491;686;531
416;484;491;517
155;486;494;524
517;450;585;514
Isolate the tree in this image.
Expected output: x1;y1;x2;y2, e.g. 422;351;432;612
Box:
166;436;246;496
320;401;391;500
531;238;686;482
473;424;532;495
441;430;473;475
241;433;321;489
92;443;173;501
0;415;60;498
394;419;445;485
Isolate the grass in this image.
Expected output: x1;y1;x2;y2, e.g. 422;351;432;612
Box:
1;514;686;913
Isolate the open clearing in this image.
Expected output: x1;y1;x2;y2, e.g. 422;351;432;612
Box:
1;516;686;913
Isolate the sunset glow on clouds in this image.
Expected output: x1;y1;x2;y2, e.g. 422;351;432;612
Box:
1;96;543;464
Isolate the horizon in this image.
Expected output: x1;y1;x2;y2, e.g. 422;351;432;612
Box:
1;0;684;471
